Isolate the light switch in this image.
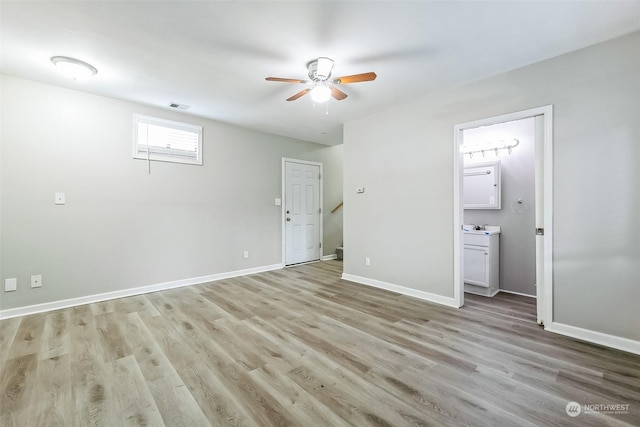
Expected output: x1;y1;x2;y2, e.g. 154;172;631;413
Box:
274;198;282;206
4;278;17;292
55;193;66;205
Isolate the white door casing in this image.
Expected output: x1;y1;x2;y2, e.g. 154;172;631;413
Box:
283;159;322;266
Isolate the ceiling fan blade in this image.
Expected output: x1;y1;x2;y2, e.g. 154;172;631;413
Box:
331;87;348;100
266;77;309;84
286;89;311;101
332;72;377;84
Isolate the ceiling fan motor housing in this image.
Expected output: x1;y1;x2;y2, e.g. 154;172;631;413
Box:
307;57;334;81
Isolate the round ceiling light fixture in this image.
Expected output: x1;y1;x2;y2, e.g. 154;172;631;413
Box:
50;56;98;81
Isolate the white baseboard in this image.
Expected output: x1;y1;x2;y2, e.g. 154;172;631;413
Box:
341;273;458;308
0;263;284;320
499;289;536;298
465;287;500;297
546;321;640;356
322;254;338;261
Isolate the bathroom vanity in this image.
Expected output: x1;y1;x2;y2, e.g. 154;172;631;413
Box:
463;226;500;297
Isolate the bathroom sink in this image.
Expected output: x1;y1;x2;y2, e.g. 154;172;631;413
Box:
462;225;501;235
463;230;499;235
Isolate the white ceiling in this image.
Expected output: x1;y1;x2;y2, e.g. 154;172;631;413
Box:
2;1;639;145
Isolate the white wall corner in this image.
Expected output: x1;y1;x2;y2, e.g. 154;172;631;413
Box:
0;263;284;320
341;273;458;308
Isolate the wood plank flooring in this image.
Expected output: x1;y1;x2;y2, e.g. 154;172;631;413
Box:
1;261;639;426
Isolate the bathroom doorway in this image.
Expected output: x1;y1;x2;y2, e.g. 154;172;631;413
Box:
453;106;554;326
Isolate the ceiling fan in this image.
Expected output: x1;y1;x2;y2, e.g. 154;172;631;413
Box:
266;57;376;103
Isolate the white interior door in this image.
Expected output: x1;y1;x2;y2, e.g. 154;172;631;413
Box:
284;160;321;265
534;115;545;324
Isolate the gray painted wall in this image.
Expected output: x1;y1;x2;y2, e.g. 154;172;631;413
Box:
0;75;334;311
299;144;344;257
344;32;640;341
464;118;536;296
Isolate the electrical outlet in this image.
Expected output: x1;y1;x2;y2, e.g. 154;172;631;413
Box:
4;278;17;292
31;274;42;288
243;251;249;259
365;257;371;266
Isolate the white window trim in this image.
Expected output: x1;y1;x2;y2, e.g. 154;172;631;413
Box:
133;114;203;166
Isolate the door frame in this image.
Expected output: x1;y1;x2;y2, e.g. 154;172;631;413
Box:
453;105;553;326
281;158;324;266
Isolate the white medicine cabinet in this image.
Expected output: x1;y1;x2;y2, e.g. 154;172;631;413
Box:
463;160;501;209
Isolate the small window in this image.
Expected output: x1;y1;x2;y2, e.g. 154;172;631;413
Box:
133;114;202;165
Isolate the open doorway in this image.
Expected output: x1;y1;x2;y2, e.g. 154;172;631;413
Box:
453;106;553;326
463;117;536;297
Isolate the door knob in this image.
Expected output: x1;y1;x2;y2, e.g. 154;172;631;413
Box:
286;217;291;221
286;210;290;214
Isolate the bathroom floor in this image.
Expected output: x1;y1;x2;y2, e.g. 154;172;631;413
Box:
463;291;537;324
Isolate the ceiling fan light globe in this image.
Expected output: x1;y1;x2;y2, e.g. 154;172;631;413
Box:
310;85;331;103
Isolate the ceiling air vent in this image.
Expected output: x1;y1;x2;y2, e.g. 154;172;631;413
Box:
169;103;190;110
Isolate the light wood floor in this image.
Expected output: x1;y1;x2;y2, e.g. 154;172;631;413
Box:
1;261;639;426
